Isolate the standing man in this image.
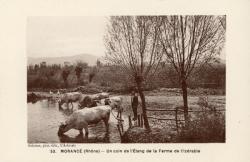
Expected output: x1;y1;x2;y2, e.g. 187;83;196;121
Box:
131;91;139;121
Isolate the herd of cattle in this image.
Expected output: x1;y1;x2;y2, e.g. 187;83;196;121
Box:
49;91;123;138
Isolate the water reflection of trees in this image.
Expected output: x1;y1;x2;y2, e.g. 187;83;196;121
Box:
58;133;110;143
27;97;58;107
37;98;57;108
27;98;39;104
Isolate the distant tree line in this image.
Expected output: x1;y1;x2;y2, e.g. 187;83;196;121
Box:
27;60;102;90
27;59;225;92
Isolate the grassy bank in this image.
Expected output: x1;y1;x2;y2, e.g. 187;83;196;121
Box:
120;91;225;143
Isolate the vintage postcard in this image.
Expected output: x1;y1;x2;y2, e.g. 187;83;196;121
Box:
0;0;249;162
27;15;226;144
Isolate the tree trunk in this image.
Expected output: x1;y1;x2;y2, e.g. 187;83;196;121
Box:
136;81;151;131
181;79;188;122
77;77;80;86
64;80;68;88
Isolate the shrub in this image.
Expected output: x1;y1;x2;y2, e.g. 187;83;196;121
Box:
177;110;225;142
100;81;108;87
28;77;61;89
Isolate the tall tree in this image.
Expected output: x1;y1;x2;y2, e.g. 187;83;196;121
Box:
62;69;70;88
75;61;88;85
89;66;97;83
104;16;163;131
159;15;225;121
96;59;102;68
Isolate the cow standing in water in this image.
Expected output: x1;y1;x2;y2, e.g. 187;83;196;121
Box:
78;92;110;109
104;96;123;119
78;95;98;109
58;92;83;109
58;105;111;137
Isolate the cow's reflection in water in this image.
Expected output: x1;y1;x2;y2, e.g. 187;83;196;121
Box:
47;98;57;108
58;106;74;116
58;133;110;143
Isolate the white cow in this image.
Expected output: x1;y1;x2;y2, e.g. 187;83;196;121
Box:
105;96;123;119
58;92;83;109
58;105;111;137
89;92;109;100
98;92;109;100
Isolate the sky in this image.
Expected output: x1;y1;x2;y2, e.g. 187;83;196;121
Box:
27;16;107;58
27;16;225;60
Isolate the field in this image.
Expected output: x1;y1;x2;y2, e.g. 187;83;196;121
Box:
118;88;225;143
121;89;225;125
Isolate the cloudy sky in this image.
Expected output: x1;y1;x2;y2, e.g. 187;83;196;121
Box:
27;16;107;58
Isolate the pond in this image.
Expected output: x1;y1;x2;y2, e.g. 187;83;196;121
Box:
28;98;128;143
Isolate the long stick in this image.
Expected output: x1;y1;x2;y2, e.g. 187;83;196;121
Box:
138;114;140;127
175;107;179;133
140;114;143;128
128;115;132;128
117;124;122;138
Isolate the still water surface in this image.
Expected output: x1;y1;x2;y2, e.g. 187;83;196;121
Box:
28;99;127;143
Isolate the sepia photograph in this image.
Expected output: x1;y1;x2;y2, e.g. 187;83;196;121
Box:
27;16;226;143
2;0;250;162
